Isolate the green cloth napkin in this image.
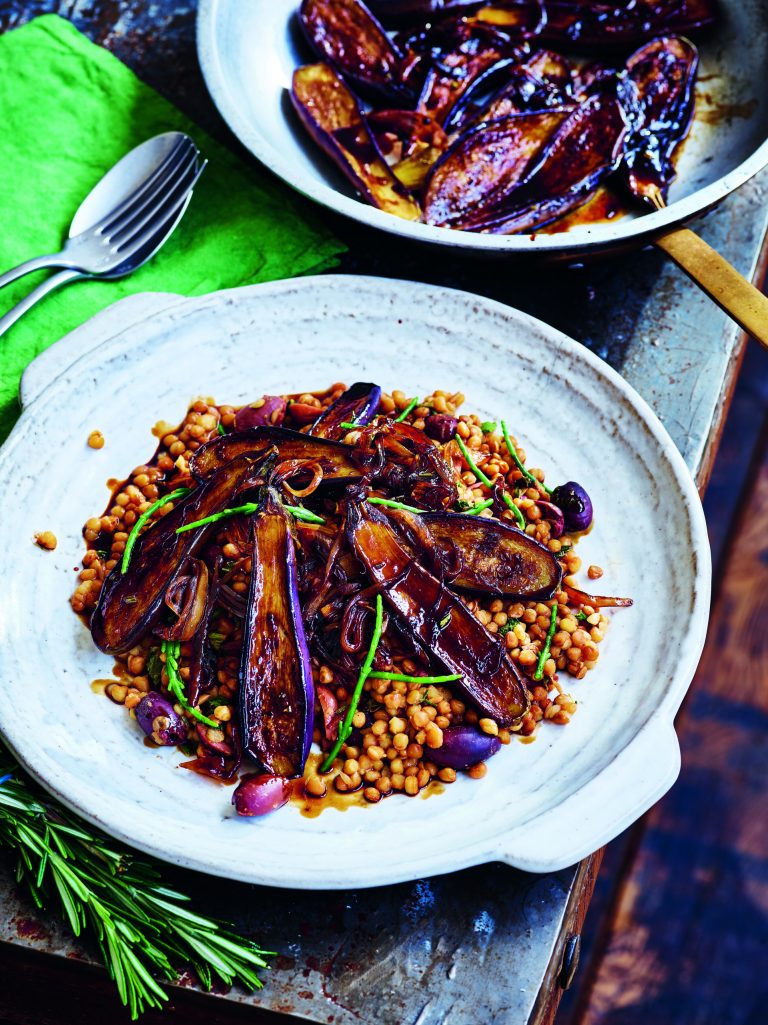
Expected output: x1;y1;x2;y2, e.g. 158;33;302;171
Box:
0;15;345;443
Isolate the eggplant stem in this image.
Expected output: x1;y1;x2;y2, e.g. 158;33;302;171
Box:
320;594;384;772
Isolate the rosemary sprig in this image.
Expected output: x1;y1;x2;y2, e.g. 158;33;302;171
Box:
321;594;384;772
455;435;525;530
162;640;219;729
0;757;273;1020
533;602;558;681
394;396;420;423
122;488;191;574
500;421;552;495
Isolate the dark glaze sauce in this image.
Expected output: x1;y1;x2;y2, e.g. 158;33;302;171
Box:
291;753;445;817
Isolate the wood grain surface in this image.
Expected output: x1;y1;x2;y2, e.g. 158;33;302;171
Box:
559;341;768;1025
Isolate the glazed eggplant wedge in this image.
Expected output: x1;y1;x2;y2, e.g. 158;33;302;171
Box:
347;500;529;726
90;452;274;655
291;63;421;220
290;0;716;233
618;35;698;206
239;489;314;776
308;381;382;439
386;505;563;598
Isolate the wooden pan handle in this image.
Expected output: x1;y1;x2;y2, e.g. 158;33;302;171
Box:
654;227;768;350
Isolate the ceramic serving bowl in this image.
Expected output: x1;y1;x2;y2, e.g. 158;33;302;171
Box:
196;0;768;256
0;276;709;887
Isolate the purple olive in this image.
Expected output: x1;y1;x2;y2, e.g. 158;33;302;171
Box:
428;725;502;770
135;692;187;746
232;773;292;817
424;414;459;443
549;482;593;533
234;395;287;431
536;501;565;538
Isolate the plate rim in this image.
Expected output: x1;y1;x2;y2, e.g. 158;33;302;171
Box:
195;0;768;255
2;275;711;886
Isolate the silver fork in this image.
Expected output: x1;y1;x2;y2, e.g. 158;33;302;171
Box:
0;133;206;338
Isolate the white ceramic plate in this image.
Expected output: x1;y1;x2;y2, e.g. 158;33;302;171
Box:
196;0;768;255
0;276;710;888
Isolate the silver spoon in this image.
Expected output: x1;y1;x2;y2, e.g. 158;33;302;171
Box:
0;132;206;338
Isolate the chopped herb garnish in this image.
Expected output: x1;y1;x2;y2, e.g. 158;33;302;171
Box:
162;640;219;729
498;618;521;637
95;548;109;559
216;422;226;436
439;613;452;629
176;502;258;535
394;396;420;423
480;421;497;433
500;421;552;496
340;421;358;430
465;498;494;515
283;505;326;525
367;496;426;514
125;596;138;605
204;696;233;710
121;487;191;574
368;671;462;685
146;647;163;688
533;603;558;682
455;435;525;529
576;610;589;622
557;545;573;556
321;594;384;772
208;631;226;650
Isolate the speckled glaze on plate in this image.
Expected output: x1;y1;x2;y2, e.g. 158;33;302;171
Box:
0;276;710;888
196;0;768;255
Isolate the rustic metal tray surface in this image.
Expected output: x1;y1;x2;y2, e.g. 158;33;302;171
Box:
1;2;767;1023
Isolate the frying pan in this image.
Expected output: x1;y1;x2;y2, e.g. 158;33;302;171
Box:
197;0;768;345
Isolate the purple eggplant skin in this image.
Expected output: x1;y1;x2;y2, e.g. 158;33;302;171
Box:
299;0;412;104
429;725;502;769
291;63;421;221
424;107;574;229
423;413;458;442
540;0;717;50
420;509;562;598
347;501;529;726
309;382;382;440
232;773;292;817
550;481;593;532
136;693;188;746
445;91;628;234
90;454;271;656
239;489;314;777
189;424;363;483
235;396;287;431
369;0;487;25
618;36;698;206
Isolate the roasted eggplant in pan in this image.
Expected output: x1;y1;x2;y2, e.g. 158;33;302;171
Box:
291;0;711;232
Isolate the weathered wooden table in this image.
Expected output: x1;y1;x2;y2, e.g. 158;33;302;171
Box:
1;3;767;1023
